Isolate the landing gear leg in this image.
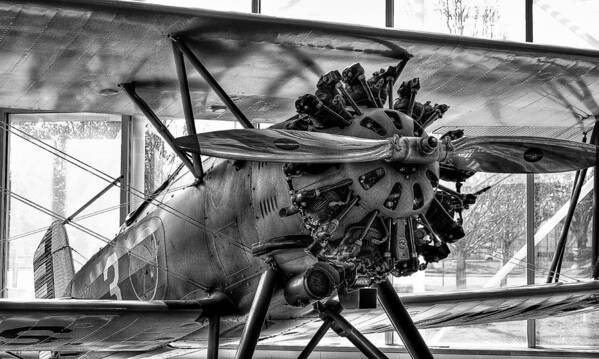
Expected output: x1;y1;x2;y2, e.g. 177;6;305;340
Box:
303;300;387;359
377;279;433;359
207;313;220;359
234;267;277;359
297;318;333;359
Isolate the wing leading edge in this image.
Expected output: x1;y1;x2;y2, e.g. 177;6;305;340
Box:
262;281;599;343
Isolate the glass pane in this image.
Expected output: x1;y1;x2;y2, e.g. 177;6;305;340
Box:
533;0;599;49
534;172;593;283
118;0;251;12
395;0;525;41
534;170;598;349
389;173;527;348
262;0;386;27
143;118;242;194
7;113;121;299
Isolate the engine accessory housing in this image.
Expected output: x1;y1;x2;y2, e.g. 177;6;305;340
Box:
284;262;340;306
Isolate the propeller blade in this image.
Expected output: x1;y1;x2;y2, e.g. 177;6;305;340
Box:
175;129;395;163
445;136;598;173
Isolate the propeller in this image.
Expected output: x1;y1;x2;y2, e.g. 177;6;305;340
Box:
444;136;598;173
175;129;399;163
175;129;597;173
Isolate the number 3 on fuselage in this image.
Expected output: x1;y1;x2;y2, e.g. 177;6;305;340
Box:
103;252;123;300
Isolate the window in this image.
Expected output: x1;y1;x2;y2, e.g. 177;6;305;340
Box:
534;171;599;349
7;113;121;299
118;0;252;12
533;0;599;49
388;173;528;349
142;118;244;194
262;0;386;27
395;0;525;41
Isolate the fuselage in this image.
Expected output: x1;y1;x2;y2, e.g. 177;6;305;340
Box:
68;156;308;317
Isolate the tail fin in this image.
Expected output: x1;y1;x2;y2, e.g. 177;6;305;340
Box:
33;220;75;298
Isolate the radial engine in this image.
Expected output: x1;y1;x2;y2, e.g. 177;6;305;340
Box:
266;60;474;307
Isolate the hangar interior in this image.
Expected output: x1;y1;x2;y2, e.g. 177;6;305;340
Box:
1;0;599;358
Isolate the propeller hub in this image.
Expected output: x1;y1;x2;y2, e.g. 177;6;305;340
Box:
419;136;438;155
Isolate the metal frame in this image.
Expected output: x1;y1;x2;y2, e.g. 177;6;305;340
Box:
251;0;260;14
385;0;394;28
594;153;599;279
592;117;599;279
526;173;536;348
525;0;533;43
383;3;395;347
0;110;9;298
525;2;535;348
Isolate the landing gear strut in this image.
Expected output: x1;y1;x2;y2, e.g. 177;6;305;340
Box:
207;313;220;359
234;267;278;359
299;300;387;359
378;279;433;359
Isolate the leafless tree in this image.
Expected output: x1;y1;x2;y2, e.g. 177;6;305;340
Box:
436;0;500;39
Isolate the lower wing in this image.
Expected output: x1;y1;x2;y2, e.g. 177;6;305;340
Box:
0;281;596;353
262;281;599;343
0;294;229;352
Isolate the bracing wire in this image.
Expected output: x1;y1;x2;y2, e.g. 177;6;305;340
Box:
7;189;209;290
481;252;582;283
6;203;127;242
4;121;251;253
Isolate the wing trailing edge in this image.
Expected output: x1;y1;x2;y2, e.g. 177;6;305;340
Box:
0;294;230;352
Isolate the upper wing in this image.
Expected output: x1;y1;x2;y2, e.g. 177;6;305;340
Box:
261;281;599;342
1;0;598;132
0;296;227;351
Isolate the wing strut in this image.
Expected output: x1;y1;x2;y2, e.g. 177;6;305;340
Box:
171;40;204;182
170;35;255;129
547;126;599;283
120;83;199;178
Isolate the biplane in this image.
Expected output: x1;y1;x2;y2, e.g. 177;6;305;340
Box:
0;1;597;359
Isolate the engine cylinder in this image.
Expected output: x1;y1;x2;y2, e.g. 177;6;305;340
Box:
284;262;340;306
